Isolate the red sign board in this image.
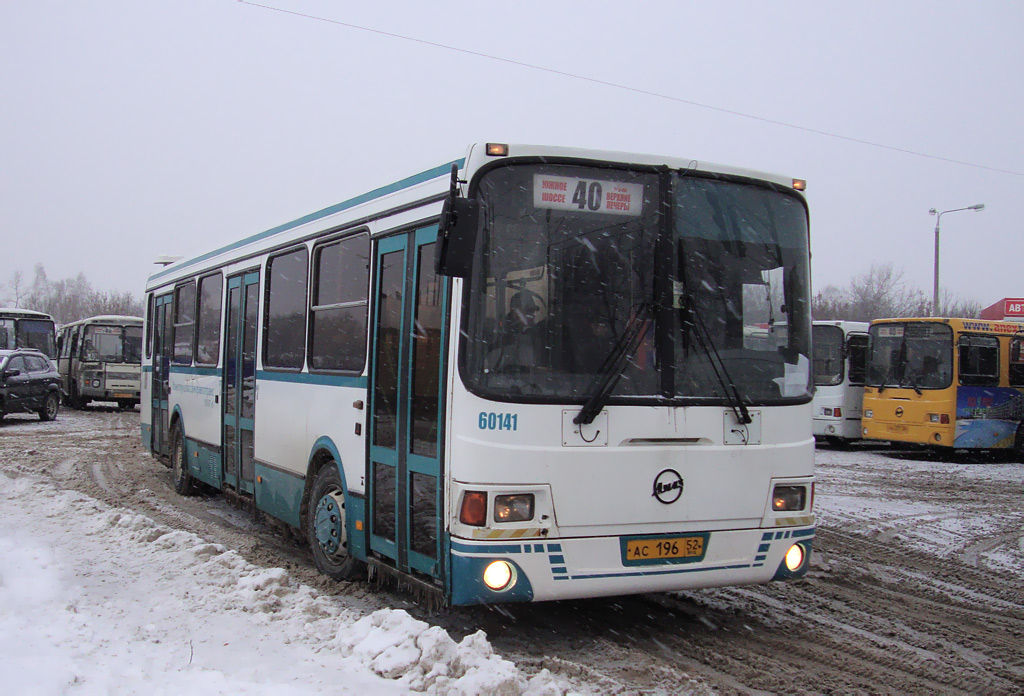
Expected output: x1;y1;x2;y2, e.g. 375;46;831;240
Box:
1004;298;1024;316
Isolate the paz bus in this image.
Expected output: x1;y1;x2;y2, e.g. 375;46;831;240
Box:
811;320;868;446
56;315;143;410
141;143;815;606
862;317;1024;451
0;308;57;359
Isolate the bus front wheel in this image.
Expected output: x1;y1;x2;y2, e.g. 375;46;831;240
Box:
306;464;361;581
170;427;198;496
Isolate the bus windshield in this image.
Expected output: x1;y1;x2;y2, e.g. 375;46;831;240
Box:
462;163;812;405
1;318;56;358
84;325;143;363
867;322;953;390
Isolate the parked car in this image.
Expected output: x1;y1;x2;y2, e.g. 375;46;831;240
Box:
0;348;61;422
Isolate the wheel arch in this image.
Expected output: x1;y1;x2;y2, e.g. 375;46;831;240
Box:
303;436;366;560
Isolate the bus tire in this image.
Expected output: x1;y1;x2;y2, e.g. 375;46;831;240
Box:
38;392;59;422
170;426;198;496
306;464;361;581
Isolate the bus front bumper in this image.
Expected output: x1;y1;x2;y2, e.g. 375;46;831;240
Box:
449;525;815;605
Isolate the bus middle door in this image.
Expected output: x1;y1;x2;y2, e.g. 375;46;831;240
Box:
223;271;259;495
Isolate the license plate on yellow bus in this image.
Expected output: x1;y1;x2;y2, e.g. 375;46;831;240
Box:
621;533;709;566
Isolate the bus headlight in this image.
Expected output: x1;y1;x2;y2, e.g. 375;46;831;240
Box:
772;485;807;512
483;560;516;591
864;409;873;419
784;543;806;572
494;494;534;522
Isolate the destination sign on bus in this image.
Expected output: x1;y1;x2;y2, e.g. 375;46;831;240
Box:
533;174;643;216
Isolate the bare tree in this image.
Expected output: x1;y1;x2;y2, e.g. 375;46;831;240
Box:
3;270;27;308
813;262;977;322
5;265;143;324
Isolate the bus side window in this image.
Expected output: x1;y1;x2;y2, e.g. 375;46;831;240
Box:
958;335;999;387
1010;337;1024;387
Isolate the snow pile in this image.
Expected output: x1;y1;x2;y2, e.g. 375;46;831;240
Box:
0;473;571;695
332;610;563;695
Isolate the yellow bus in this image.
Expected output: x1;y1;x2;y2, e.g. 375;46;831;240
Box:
861;317;1024;451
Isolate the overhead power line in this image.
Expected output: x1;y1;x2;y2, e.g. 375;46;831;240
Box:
237;1;1022;177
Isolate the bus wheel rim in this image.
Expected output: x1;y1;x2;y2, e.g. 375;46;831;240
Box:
314;490;347;557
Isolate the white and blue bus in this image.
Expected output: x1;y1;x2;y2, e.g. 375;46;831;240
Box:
142;143;815;606
812;320;869;446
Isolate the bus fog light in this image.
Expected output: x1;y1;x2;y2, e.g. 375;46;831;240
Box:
934;433;942;442
772;485;806;512
784;544;805;572
483;560;515;591
494;494;534;522
826;425;836;434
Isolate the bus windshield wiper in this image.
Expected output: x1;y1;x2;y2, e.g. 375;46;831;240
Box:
901;369;923;396
687;308;752;426
574;303;653;426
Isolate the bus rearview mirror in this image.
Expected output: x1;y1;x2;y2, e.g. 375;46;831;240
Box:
435;195;478;278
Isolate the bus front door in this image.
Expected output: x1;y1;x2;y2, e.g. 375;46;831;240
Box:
368;227;447;581
223;271;259;495
151;293;174;457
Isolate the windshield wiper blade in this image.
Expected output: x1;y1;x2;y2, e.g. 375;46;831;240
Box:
574;304;653;426
688;309;751;425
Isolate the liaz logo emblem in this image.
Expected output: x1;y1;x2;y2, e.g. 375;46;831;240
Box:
652;469;683;504
895;406;904;418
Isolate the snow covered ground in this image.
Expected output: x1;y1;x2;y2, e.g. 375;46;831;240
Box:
0;473;568;695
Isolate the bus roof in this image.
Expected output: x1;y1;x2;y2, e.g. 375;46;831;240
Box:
58;315;144;329
0;307;54;320
869;316;1024;335
146;143;807;293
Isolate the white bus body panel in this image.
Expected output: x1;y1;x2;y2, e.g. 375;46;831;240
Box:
812;320;869;442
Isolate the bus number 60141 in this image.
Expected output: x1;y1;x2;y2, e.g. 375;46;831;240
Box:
478;412;518;431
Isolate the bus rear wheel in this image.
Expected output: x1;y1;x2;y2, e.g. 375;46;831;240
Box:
306;464;361;581
170;427;198;496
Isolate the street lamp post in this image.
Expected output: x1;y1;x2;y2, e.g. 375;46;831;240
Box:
929;204;985;316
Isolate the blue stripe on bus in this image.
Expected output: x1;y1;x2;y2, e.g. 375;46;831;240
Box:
450;541;523;555
570;563;754;580
256;371;368;389
169;365;222;376
148;159;465;284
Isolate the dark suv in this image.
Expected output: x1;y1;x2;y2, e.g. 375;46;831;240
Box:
0;348;61;422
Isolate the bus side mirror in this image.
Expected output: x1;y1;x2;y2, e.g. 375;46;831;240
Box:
435;163;478;278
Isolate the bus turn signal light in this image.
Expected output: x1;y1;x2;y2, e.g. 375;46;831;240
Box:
460;491;488;526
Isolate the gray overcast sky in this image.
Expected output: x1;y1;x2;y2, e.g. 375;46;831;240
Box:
2;1;1021;309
